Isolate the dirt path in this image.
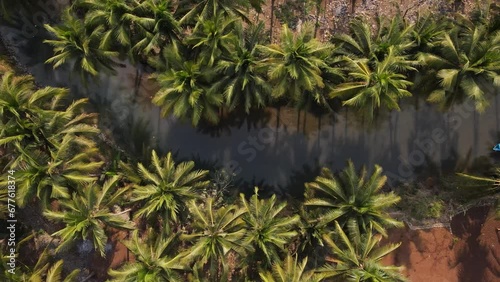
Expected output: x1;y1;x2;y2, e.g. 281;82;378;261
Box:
383;206;500;282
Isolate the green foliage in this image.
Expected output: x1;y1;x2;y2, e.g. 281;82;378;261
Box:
259;254;322;282
240;188;300;267
258;24;336;109
109;228;187;281
181;198;248;280
317;221;407;282
152;56;223;126
0;70;102;207
419;15;500;112
305;161;403;237
44;9;120;78
330;48;415;120
178;0;250;25
1;245;80;282
13;133;103;208
456;168;500;218
44;176;135;257
121;150;210;226
211;22;271;113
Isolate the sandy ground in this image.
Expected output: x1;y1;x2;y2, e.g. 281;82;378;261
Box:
383;206;500;282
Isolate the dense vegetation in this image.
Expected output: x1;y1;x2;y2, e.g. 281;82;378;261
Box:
0;0;499;281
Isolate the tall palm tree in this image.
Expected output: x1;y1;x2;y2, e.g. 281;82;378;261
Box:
14;134;103;208
0;72;46;150
185;14;237;66
332;16;413;61
181;198;248;281
120;150;210;228
0;71;99;153
407;14;449;97
257;24;334;109
108;228;187;281
177;0;250;25
259;254;323;282
240;188;299;268
330;47;415;120
44;176;135;257
296;208;330;266
152;54;223;126
44;9;120;78
131;0;181;55
211;22;271;113
418;24;500;112
72;0;143;54
304;161;403;237
317;222;407;282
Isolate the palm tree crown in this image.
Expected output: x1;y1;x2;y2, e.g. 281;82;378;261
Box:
109;228;187;281
304;161;403;237
258;24;334;108
44;176;135;257
121;150;210;226
419;23;500;112
259;254;323;282
317;222;407;282
240;188;300;267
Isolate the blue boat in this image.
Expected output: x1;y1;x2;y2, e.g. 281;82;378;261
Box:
493;144;500;151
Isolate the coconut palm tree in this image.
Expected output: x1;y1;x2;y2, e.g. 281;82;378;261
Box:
330;47;415;120
457;168;500;218
0;72;46;150
72;0;144;54
181;198;248;281
14;134;103;208
120;150;210;228
259;254;323;282
240;188;300;268
1;246;80;282
131;0;181;55
108;228;187;281
295;208;330;266
44;176;135;257
317;221;407;282
333;15;413;61
185;14;237;67
177;0;250;25
304;161;403;237
152;54;223;126
44;9;120;78
210;22;270;113
418;24;500;112
407;14;449;97
257;23;334;109
0;71;99;153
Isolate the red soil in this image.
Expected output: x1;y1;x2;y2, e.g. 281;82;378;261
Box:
383;206;500;282
94;207;499;281
90;229;134;281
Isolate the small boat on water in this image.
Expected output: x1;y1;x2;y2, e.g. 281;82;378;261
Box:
493;144;500;151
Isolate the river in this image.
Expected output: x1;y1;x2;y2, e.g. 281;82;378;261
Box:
1;6;499;194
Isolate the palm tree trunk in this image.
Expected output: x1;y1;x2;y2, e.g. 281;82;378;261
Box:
270;0;276;41
314;0;321;37
303;109;307;134
133;64;143;103
297;109;301;131
351;0;356;13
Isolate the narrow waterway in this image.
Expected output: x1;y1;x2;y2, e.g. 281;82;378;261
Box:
1;10;499;192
